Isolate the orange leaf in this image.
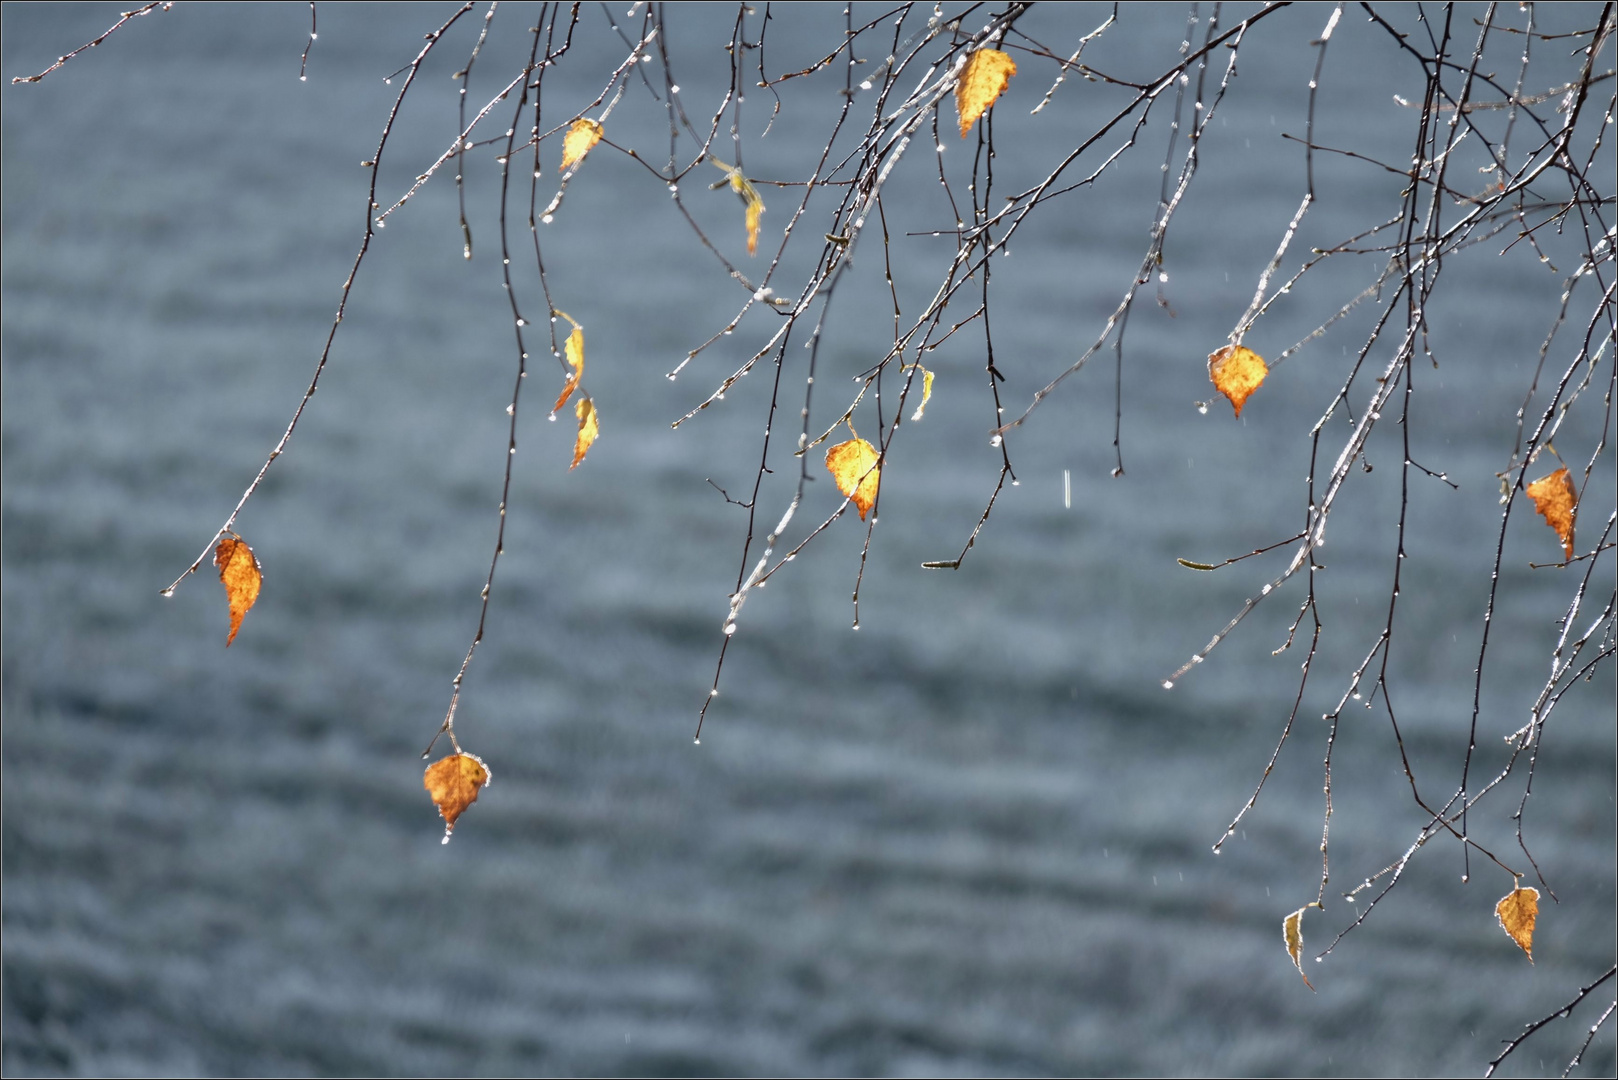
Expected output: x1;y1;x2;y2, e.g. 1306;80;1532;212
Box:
571;396;599;470
956;48;1017;137
1496;885;1539;962
423;752;490;842
213;534;261;647
561;118;602;171
825;437;880;520
1208;344;1268;418
1282;904;1318;990
1526;467;1577;560
553;326;585;414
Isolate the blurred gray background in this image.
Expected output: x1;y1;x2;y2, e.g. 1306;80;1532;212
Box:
4;3;1613;1075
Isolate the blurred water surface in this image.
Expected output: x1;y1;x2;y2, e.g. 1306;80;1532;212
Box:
3;3;1614;1076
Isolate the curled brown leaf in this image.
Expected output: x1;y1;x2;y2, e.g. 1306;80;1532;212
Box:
213;534;261;647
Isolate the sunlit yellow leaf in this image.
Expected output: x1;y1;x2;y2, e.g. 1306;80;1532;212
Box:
561;118;602;171
711;159;766;256
905;363;934;421
571;396;599;470
424;752;490;841
553;326;585;414
1526;467;1577;561
1282;903;1318;990
956;48;1017;138
825;437;880;520
745;197;764;256
213;533;261;647
1496;885;1539;962
1208;344;1268;418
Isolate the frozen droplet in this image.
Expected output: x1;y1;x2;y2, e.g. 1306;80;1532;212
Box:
441;832;451;845
990;434;1002;447
1158;271;1168;283
723;622;737;636
160;587;175;598
1197;402;1209;414
1261;583;1271;595
1162;680;1174;690
506;403;515;415
709;688;719;697
541;213;554;224
670;84;680;94
859;79;872;90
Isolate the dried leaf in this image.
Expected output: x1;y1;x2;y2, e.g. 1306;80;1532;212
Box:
956;48;1017;137
213;534;261;647
1208;344;1269;418
1526;467;1577;560
825;437;880;520
1282;904;1317;990
905;363;934;421
571;396;599;470
553;326;585;414
561;118;602;171
424;752;490;842
1496;885;1539;962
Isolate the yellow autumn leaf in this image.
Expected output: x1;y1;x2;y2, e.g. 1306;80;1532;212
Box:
711;159;765;256
1208;344;1268;418
1526;467;1577;561
1496;885;1539;962
1282;903;1318;990
956;48;1017;138
213;533;261;647
903;363;935;421
825;437;880;520
745;197;764;256
424;752;490;842
553;326;585;414
561;118;602;171
571;396;599;470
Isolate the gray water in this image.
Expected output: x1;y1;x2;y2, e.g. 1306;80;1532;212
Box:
3;3;1614;1076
